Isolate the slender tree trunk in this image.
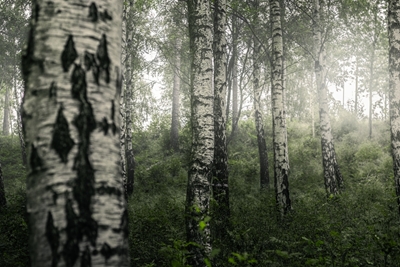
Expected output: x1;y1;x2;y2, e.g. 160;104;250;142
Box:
120;0;128;196
171;38;181;152
231;13;239;138
313;0;344;196
21;1;129;266
310;68;315;138
186;0;214;265
212;0;230;246
369;30;377;139
388;0;400;216
0;162;6;208
252;0;269;190
12;56;27;166
124;0;135;197
3;85;10;136
271;0;291;215
355;58;359;116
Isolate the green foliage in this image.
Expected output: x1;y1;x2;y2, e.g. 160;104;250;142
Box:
0;137;28;267
2;114;400;267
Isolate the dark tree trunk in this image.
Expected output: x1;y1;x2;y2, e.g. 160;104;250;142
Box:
252;0;269;190
0;162;6;208
171;38;181;152
212;0;230;246
186;0;214;264
3;85;10;136
388;0;400;216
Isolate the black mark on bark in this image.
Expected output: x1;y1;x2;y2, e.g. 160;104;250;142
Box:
84;51;100;85
100;10;112;21
51;107;74;163
115;67;122;97
49;82;57;99
63;200;80;267
46;211;60;267
100;242;116;260
61;35;78;72
30;144;43;172
111;100;117;135
81;246;91;267
71;63;98;247
88;3;98;22
96;34;110;83
120;209;129;238
100;117;109;135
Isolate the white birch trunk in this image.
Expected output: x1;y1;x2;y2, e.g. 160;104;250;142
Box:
312;0;344;195
212;0;230;243
124;0;135;197
186;0;214;265
389;0;400;216
270;0;291;215
21;1;129;266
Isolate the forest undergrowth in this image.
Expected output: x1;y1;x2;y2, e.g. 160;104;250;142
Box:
1;112;400;266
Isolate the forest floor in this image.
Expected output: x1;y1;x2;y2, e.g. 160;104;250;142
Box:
1;113;400;266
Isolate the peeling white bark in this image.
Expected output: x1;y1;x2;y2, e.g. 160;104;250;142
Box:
270;0;291;215
312;0;344;195
22;1;128;266
186;0;214;265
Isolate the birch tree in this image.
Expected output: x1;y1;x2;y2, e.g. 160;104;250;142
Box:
3;85;10;136
123;0;135;197
312;0;344;196
212;0;230;244
186;0;214;265
389;0;400;216
21;1;129;266
252;0;270;190
270;0;291;214
171;37;181;152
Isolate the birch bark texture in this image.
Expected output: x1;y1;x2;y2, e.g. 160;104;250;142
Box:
389;0;400;216
21;1;129;266
252;0;270;190
212;0;230;242
186;0;214;265
312;0;344;196
123;0;135;197
270;0;291;214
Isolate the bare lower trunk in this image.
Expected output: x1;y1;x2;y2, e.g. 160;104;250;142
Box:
313;0;344;196
3;85;10;136
21;1;128;266
253;0;270;190
122;0;134;197
171;38;181;152
12;60;27;166
186;1;214;265
389;0;400;216
271;0;291;214
355;59;358;116
212;0;230;245
0;162;6;208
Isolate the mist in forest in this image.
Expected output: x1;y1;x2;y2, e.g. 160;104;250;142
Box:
1;0;400;266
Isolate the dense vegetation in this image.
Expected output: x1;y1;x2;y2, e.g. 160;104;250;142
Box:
2;111;399;267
